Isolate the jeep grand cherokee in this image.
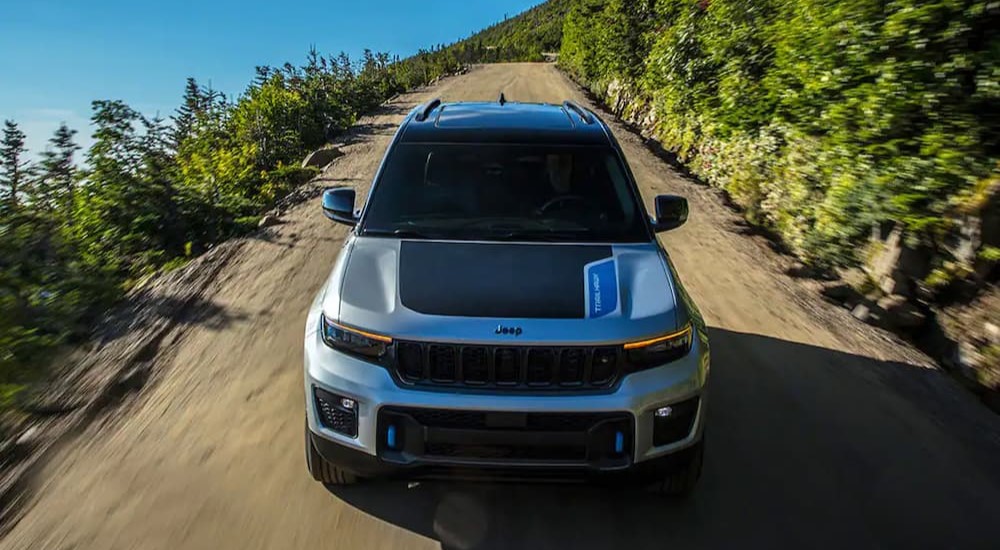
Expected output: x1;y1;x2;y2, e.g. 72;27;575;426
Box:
304;97;709;495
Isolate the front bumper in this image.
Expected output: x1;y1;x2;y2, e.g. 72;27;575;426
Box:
304;325;709;477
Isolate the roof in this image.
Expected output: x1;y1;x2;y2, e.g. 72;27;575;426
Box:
399;100;610;145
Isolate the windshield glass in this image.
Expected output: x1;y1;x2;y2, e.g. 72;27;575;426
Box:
360;143;649;242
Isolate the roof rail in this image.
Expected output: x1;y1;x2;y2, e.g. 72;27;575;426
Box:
414;98;442;122
498;91;508;105
562;100;594;124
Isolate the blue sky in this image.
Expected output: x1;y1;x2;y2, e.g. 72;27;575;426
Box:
0;0;541;156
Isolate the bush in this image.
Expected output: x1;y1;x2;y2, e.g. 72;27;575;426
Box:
561;0;999;269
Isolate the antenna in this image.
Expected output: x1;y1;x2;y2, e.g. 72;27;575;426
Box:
498;91;507;106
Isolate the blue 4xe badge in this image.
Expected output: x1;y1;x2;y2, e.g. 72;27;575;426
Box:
584;258;619;319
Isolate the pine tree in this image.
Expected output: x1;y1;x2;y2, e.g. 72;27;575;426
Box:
80;100;185;277
0;120;29;215
172;77;207;146
32;124;80;215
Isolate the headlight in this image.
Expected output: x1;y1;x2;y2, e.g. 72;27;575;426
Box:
623;324;692;370
320;314;391;359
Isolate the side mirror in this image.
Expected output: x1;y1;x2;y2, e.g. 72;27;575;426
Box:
652;195;688;232
322;187;358;226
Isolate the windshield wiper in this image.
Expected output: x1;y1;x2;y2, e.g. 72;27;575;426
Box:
362;228;443;240
484;229;593;242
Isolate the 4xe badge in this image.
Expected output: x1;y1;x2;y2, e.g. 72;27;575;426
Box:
584;257;620;319
495;324;523;336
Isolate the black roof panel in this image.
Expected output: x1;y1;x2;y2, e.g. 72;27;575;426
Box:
400;101;608;145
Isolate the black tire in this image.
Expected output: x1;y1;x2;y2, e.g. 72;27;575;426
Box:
649;440;704;497
305;423;359;486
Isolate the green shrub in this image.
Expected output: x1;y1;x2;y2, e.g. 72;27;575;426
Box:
561;0;999;268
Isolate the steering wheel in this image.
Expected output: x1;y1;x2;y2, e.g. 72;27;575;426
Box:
538;195;588;215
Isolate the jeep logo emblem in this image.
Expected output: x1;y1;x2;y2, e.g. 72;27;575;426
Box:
495;324;523;336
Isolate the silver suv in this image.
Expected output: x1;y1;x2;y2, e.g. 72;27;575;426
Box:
304;98;709;495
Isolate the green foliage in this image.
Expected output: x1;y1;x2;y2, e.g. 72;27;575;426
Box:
561;0;999;268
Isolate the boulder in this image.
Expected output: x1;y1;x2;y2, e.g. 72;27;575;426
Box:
820;282;861;305
15;426;40;449
986;322;1000;346
302;147;343;170
879;273;911;296
851;303;873;323
981;182;1000;248
258;215;281;228
945;177;999;268
864;226;930;299
954;340;986;380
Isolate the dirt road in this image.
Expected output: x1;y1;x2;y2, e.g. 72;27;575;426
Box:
4;64;999;550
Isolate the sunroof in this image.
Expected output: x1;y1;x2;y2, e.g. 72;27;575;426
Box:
435;103;575;130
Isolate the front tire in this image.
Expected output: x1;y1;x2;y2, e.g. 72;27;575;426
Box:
649;440;704;497
305;424;359;486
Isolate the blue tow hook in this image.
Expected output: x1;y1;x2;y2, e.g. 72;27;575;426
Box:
387;425;397;449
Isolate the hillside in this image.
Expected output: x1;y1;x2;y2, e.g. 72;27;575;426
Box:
454;0;570;60
399;0;570;69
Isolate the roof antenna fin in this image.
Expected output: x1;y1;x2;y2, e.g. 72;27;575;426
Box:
498;91;507;106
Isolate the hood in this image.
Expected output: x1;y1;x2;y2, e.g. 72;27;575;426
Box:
323;237;681;345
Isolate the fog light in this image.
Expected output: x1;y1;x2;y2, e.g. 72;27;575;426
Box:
314;387;359;438
653;397;699;446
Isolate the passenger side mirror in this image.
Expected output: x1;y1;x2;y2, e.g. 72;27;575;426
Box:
322;187;358;226
652;195;688;232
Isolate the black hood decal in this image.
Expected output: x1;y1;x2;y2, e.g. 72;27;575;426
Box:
399;241;612;318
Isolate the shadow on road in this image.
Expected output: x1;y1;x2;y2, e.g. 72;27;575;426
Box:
328;328;1000;550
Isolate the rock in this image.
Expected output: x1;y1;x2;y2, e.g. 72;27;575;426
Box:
981;182;1000;249
879;273;911;297
876;295;926;330
954;340;986;380
258;215;281;228
821;282;860;305
986;322;1000;346
864;226;930;299
851;303;872;322
301;147;343;169
114;364;150;393
15;426;40;448
944;177;998;268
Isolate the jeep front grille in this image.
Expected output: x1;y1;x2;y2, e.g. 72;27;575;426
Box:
391;341;624;391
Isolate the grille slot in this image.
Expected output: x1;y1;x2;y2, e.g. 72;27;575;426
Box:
590;348;618;384
428;345;457;382
526;349;555;385
398;342;424;380
424;442;585;461
495;348;520;385
461;347;489;384
393;341;625;392
379;407;633;466
559;349;585;385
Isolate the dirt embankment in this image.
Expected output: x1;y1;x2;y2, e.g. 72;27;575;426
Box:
1;64;999;550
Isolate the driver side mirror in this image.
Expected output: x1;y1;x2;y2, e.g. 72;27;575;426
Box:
652;195;688;232
322;187;359;226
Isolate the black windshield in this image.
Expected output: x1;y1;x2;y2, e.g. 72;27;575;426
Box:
360;143;650;242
